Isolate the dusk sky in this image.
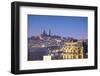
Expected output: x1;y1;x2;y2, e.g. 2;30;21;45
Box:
28;15;88;39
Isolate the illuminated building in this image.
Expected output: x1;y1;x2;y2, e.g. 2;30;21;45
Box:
61;41;84;59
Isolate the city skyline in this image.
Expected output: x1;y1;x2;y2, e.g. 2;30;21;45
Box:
28;15;88;39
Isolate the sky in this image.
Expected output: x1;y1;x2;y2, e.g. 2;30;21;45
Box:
28;15;88;39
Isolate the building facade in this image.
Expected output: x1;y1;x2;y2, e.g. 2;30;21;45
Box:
61;41;84;59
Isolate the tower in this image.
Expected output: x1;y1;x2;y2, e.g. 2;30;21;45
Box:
49;29;51;36
43;29;46;35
